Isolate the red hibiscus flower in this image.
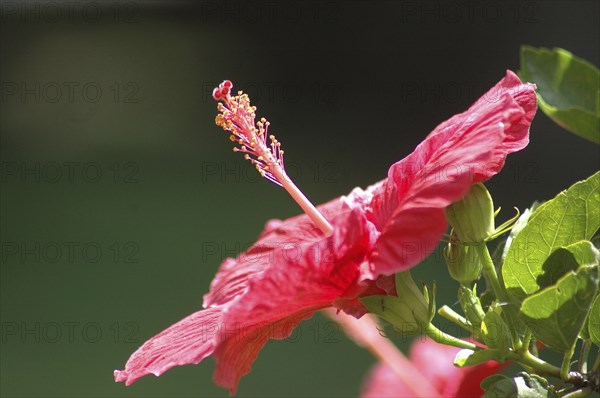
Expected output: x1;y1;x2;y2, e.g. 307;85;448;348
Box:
361;338;505;398
114;71;536;393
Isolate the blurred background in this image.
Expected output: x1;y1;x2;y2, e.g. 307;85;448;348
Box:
1;1;599;397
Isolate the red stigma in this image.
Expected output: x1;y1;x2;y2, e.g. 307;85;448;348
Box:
213;80;232;101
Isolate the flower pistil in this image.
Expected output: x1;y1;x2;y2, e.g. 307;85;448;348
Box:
213;80;333;235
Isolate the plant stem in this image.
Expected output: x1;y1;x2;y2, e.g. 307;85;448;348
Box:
520;330;532;354
592;351;600;373
508;350;563;378
438;305;474;333
530;336;539;356
561;387;593;398
579;340;591;374
421;322;479;351
475;242;522;350
474;242;507;305
562;343;577;381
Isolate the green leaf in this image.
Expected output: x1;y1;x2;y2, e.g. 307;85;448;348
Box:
536;240;600;289
500;203;540;263
519;265;599;353
589;294;600;346
502;172;600;301
482;373;554;398
481;374;511;392
520;46;600;143
454;348;503;367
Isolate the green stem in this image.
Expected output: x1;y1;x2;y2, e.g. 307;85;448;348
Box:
592;351;600;373
579;340;591;374
562;343;577;381
475;242;522;350
421;322;479;351
520;330;532;354
507;350;562;379
530;336;539;356
475;243;506;302
438;305;473;333
561;387;593;398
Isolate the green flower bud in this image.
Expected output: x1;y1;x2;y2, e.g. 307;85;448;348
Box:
360;271;431;338
446;183;495;242
458;285;485;328
444;236;484;284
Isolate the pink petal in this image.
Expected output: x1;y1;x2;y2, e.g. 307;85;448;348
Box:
409;338;468;395
327;309;442;398
363;71;536;277
114;307;222;386
210;208;374;392
361;362;421;398
410;338;506;397
212;308;318;395
203;197;348;308
361;338;506;398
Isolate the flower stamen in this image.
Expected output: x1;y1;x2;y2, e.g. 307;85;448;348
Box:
213;80;333;236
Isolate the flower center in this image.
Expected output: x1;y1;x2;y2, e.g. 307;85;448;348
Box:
213;80;333;236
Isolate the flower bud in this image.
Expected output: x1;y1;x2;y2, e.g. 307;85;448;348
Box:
458;285;485;328
360;271;431;337
446;183;495;242
444;234;483;284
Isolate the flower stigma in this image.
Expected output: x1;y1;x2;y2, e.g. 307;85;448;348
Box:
213;80;334;236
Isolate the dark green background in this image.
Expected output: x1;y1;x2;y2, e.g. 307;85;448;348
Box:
1;1;599;397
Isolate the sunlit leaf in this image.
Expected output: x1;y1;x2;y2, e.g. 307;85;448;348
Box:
536;240;600;289
482;373;554;398
519;265;599;353
502;172;600;301
454;348;503;367
520;46;600;143
589;294;600;346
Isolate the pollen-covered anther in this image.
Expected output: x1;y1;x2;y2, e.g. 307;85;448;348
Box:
212;80;289;188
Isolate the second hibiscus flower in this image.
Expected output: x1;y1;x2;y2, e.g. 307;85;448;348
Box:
115;70;536;393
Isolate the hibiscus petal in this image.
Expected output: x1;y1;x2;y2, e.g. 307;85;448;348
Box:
361;362;421;398
114;307;222;386
203;197;347;308
210;208;374;392
364;71;536;277
361;338;506;398
326;308;442;397
409;338;468;395
212;308;317;395
410;338;505;397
